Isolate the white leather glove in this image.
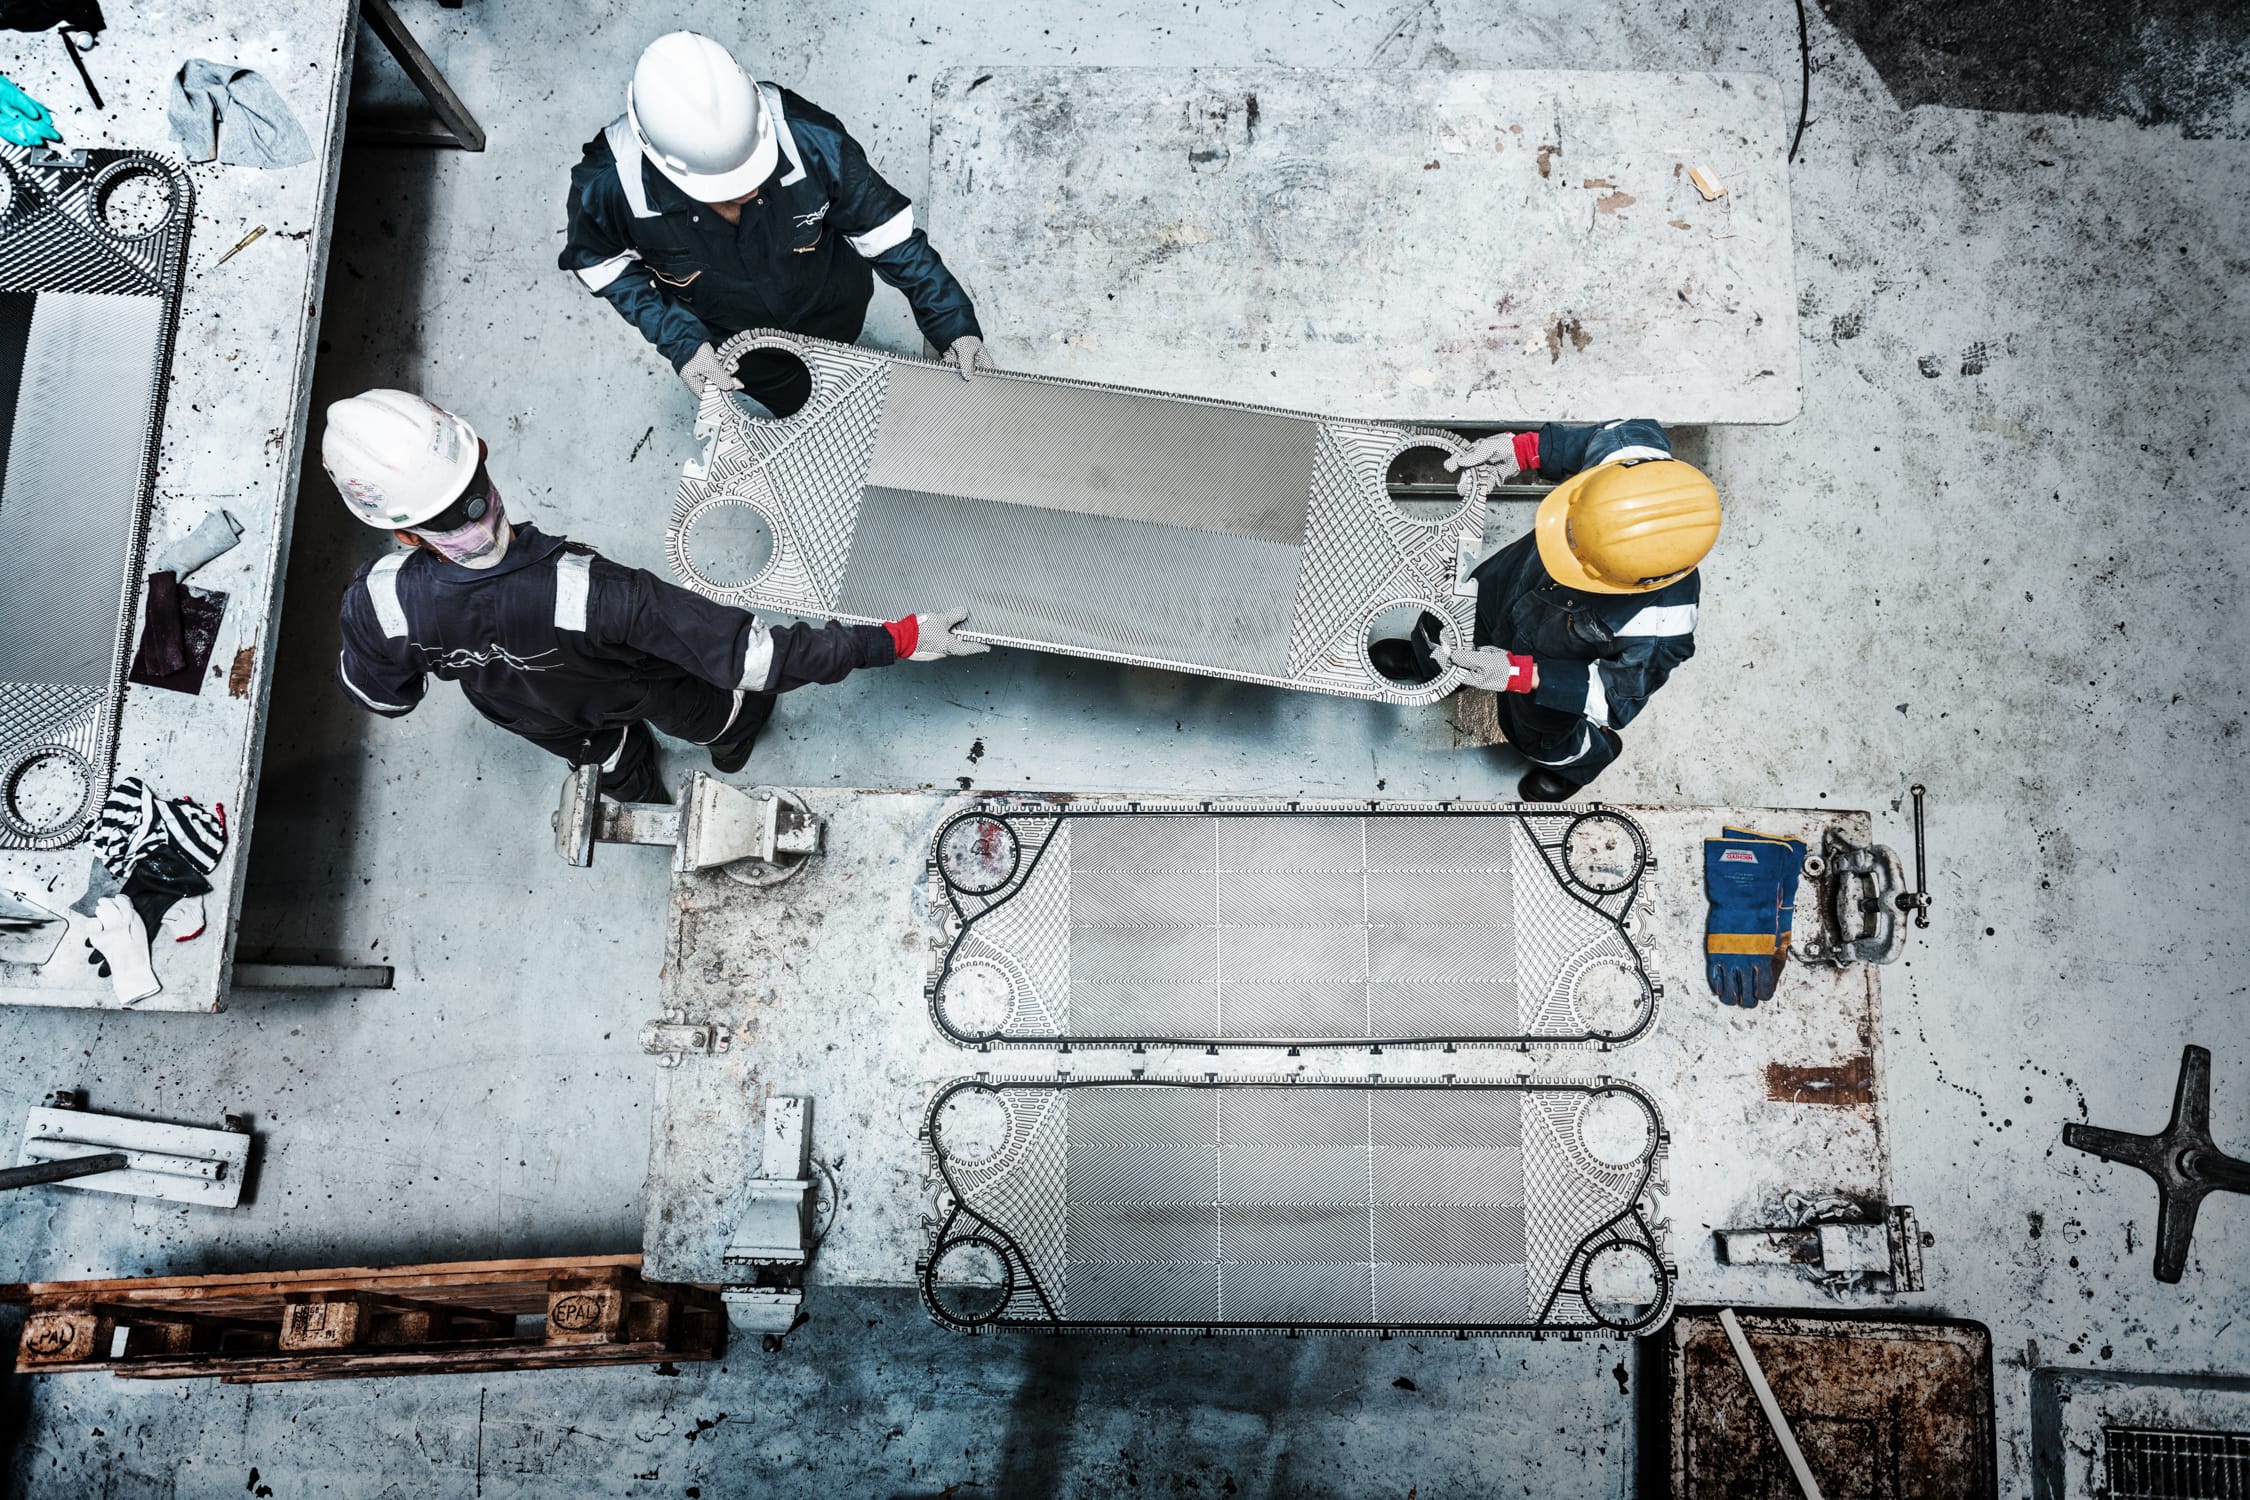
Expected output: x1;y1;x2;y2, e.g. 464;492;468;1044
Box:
82;895;161;1005
911;606;991;660
679;343;743;398
945;335;994;383
1443;433;1520;498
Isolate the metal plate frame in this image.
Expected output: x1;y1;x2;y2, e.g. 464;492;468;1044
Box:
924;799;1658;1050
0;147;194;849
920;1077;1673;1337
667;330;1491;704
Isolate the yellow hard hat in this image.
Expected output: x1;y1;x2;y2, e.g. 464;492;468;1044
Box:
1534;457;1722;594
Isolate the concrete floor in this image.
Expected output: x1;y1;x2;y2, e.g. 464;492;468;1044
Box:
4;1;2247;1496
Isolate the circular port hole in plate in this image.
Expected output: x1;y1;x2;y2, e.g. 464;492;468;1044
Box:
680;501;775;593
937;815;1019;894
1580;1240;1665;1331
1366;603;1444;687
934;1086;1013;1168
1573;960;1651;1037
1383;442;1464;524
927;1237;1013;1325
1578;1088;1654;1168
96;164;176;239
4;749;92;838
936;960;1014;1041
1563;811;1645;893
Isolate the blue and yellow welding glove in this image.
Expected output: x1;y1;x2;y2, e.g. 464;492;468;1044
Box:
0;75;60;149
1725;825;1808;977
1706;835;1797;1007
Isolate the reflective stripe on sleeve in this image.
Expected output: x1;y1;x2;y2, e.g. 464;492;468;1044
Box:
738;625;774;691
1582;663;1612;727
367;552;410;639
1615;603;1698;637
554;552;592;631
337;653;411;711
573;249;642;292
846;205;915;257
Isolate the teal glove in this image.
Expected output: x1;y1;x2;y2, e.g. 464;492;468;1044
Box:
0;74;60;149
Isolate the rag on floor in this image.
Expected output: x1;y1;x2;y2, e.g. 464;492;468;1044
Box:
167;59;311;168
71;777;228;1002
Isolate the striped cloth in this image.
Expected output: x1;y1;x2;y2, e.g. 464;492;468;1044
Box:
90;777;227;881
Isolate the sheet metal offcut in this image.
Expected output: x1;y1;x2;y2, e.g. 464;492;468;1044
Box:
926;799;1657;1049
921;1078;1672;1336
667;331;1493;703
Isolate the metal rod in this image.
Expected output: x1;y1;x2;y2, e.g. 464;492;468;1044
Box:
357;0;487;151
0;1151;128;1192
1718;1307;1826;1500
1908;783;1931;928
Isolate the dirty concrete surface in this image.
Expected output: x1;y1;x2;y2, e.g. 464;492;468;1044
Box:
2;0;2247;1496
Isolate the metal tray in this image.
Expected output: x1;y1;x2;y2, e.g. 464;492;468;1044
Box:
925;799;1657;1049
0;147;194;849
920;1077;1673;1336
667;330;1493;703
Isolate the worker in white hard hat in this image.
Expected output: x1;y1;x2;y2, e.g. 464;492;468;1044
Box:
560;31;990;416
324;390;987;804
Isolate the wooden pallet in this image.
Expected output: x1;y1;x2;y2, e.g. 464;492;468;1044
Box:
0;1254;723;1383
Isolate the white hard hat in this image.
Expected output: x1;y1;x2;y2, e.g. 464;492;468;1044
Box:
627;32;776;201
321;389;480;530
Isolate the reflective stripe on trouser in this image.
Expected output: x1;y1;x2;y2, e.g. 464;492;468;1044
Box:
1490;694;1623;787
516;675;773;796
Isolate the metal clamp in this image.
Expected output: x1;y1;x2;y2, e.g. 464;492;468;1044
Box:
637;1011;730;1068
721;1097;816;1335
1797;790;1933;967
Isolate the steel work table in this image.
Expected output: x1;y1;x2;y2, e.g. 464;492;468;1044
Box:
0;3;356;1011
640;789;1890;1322
926;67;1801;425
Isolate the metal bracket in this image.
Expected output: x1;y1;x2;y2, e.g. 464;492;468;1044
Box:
1715;1203;1924;1293
637;1011;730;1068
720;1097;815;1333
352;0;487;151
553;770;820;885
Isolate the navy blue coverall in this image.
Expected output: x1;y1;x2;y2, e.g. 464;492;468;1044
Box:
1416;419;1701;788
559;85;981;415
336;525;899;795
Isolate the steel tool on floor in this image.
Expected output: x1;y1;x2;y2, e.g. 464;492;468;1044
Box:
2064;1044;2248;1283
920;1077;1672;1336
925;799;1658;1049
1796;786;1932;966
13;1090;250;1207
554;768;819;885
669;331;1494;703
0;144;194;849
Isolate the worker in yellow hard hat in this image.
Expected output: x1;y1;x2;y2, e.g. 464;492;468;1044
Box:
1370;419;1721;802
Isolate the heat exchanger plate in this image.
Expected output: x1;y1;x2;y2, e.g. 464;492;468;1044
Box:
921;1078;1673;1336
666;330;1492;703
0;149;193;849
926;802;1656;1048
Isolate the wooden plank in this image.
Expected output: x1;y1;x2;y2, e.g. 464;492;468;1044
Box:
0;1253;644;1304
109;1337;718;1384
278;1294;365;1352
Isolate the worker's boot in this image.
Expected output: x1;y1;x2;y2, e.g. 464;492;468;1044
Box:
707;697;774;775
602;758;671;806
1517;767;1584;803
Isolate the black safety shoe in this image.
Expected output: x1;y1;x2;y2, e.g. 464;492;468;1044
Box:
1517;767;1583;804
708;724;761;775
602;760;671;806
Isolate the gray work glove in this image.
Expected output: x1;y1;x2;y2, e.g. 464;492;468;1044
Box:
1436;640;1536;694
1443;432;1520;498
680;343;743;398
944;335;994;383
911;606;990;661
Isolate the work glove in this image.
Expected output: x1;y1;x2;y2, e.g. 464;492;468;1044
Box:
679;343;743;398
911;606;990;661
1443;432;1520;498
1445;645;1536;694
944;335;994;383
1704;833;1806;1008
1724;825;1807;979
81;896;161;1006
0;74;60;149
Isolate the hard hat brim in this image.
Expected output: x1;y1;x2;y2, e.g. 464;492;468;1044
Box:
629;88;779;203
